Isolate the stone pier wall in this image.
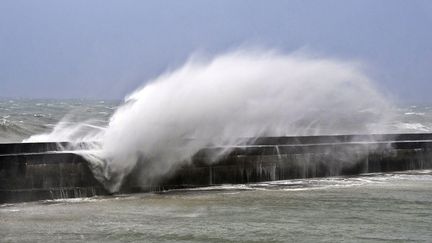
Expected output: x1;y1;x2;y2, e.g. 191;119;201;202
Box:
152;144;432;190
0;153;106;203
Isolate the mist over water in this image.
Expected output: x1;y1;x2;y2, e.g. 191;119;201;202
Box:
25;50;396;192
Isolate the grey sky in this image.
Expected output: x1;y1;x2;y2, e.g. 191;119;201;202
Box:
0;0;431;102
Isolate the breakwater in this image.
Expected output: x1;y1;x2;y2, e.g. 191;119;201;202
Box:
1;133;432;203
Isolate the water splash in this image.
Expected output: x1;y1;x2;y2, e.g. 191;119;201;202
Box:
26;50;395;192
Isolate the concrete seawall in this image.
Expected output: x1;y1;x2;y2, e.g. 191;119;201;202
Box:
138;138;432;191
1;133;432;203
0;152;107;203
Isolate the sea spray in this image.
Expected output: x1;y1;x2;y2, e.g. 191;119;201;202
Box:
26;50;394;192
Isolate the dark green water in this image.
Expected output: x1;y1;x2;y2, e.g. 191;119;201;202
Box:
0;99;117;143
1;171;432;242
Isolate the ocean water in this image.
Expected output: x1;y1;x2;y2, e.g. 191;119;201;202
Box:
1;171;432;242
1;99;432;242
1;99;432;143
0;99;118;143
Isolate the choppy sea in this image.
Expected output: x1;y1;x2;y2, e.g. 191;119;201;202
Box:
1;171;432;242
1;99;432;143
0;99;117;143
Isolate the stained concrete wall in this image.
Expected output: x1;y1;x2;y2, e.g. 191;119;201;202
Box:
152;147;432;188
0;153;106;203
125;141;432;191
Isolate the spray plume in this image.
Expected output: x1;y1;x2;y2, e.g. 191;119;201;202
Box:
26;50;394;192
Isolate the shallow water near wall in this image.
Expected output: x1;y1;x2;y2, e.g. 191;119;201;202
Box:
1;170;432;242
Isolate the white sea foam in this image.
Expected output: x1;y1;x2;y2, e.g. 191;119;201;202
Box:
404;112;425;116
178;171;432;193
394;122;431;132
